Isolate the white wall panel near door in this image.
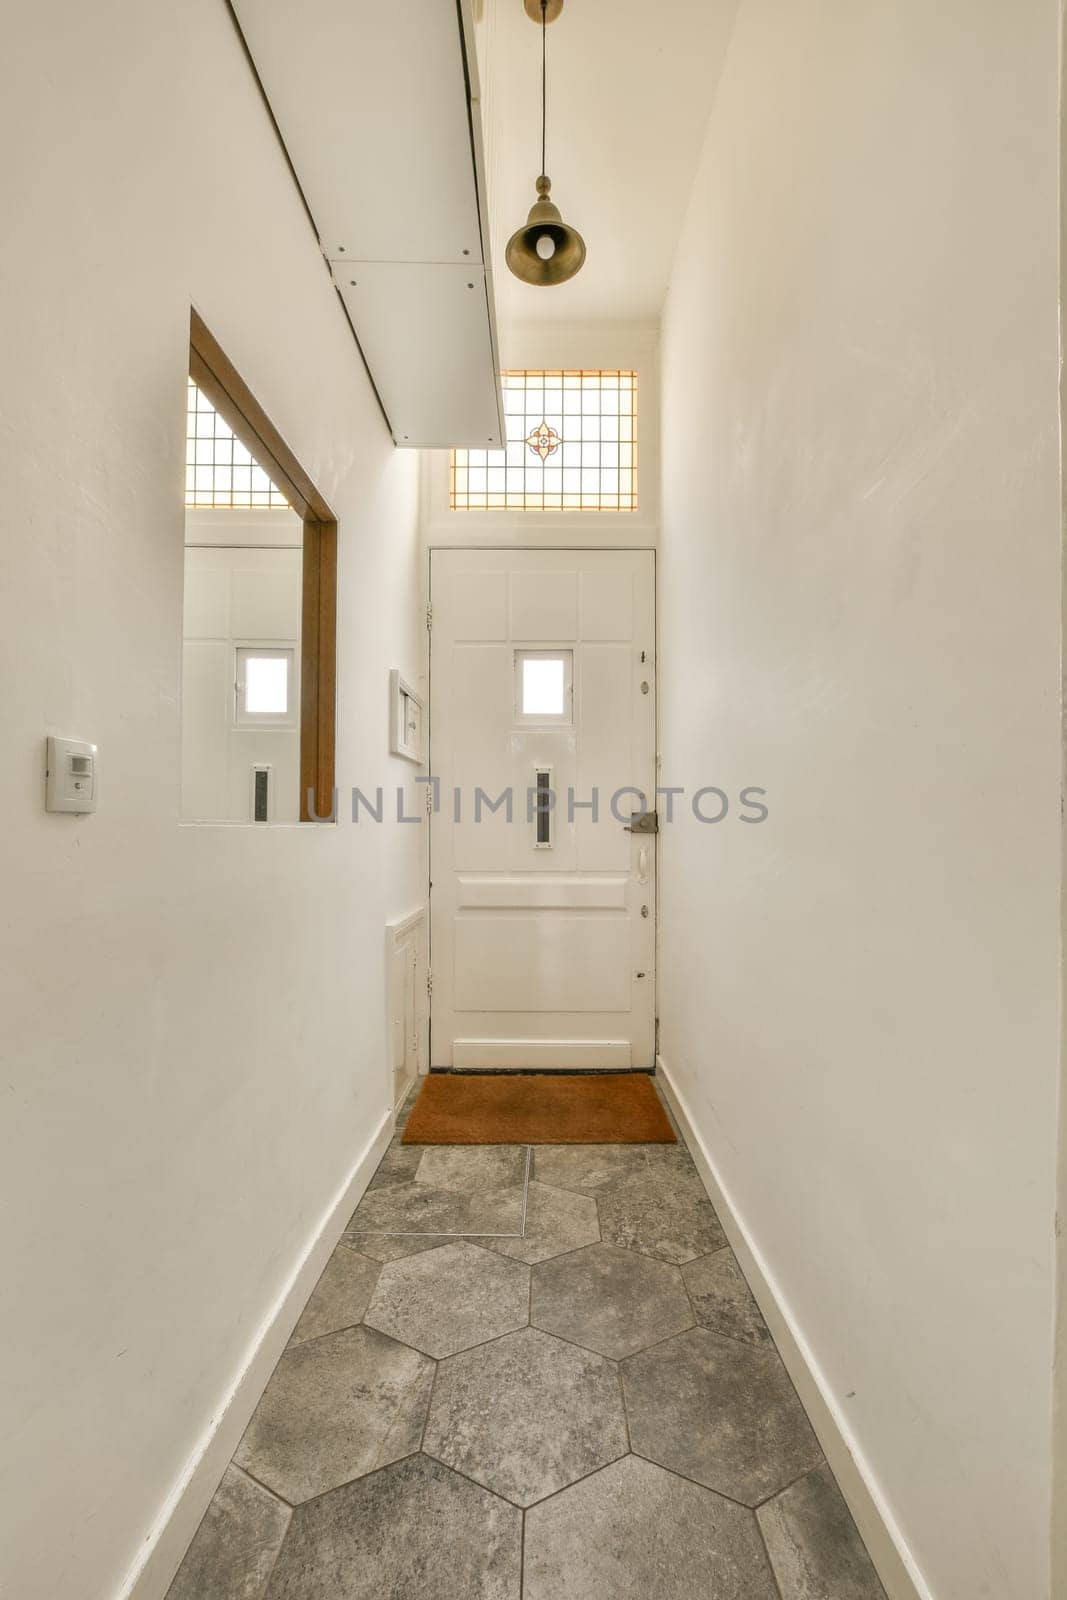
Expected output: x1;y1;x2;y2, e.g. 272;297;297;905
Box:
386;909;427;1113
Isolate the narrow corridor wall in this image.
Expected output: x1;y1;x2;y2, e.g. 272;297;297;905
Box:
658;2;1061;1597
0;3;423;1596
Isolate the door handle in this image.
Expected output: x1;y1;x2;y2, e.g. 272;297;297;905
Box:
623;810;659;835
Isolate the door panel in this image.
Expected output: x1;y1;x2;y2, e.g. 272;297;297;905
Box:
510;570;579;638
430;549;655;1069
454;918;632;1012
456;876;629;910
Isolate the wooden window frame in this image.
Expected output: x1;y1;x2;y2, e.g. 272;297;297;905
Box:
189;310;337;822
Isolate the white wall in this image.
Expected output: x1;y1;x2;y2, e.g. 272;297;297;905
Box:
658;3;1061;1599
0;3;424;1597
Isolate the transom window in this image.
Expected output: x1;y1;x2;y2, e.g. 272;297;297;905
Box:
186;379;291;509
450;370;637;511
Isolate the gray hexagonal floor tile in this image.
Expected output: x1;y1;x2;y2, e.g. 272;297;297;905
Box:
393;1088;419;1134
483;1181;599;1265
349;1235;455;1264
263;1454;521;1600
346;1179;491;1234
597;1171;726;1264
345;1178;469;1233
345;1177;525;1239
414;1145;527;1193
365;1240;529;1358
757;1463;887;1599
166;1465;290;1600
367;1140;423;1191
531;1243;692;1359
622;1326;823;1505
523;1455;778;1600
287;1243;381;1347
533;1143;694;1195
423;1326;627;1506
234;1325;433;1502
682;1250;772;1346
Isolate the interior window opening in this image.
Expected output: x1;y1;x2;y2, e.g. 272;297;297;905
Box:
181;314;337;826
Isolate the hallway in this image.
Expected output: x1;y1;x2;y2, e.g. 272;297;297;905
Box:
4;2;1064;1598
167;1086;886;1598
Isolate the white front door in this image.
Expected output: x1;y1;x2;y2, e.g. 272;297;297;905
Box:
429;549;656;1069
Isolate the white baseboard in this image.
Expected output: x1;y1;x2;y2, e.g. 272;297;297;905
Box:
655;1056;930;1600
117;1108;394;1600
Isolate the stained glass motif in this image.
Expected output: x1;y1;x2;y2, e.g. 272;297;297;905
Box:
450;370;638;511
185;379;290;509
526;421;561;461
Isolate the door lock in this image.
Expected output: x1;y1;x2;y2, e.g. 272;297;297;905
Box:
624;810;659;835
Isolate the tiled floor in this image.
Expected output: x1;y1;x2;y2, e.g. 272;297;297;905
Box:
166;1082;887;1599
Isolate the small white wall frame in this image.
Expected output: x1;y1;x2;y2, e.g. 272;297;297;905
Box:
389;669;424;763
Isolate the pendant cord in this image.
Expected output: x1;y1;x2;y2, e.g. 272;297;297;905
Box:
541;0;547;177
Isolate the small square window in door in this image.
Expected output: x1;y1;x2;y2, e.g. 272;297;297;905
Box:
235;646;297;727
516;651;573;723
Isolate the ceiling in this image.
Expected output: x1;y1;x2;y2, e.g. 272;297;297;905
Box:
477;0;739;332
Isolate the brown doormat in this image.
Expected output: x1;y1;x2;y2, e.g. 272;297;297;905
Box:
401;1072;676;1145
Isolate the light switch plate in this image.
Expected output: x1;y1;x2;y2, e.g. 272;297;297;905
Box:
45;736;97;814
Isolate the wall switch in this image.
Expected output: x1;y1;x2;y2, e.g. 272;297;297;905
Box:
45;736;97;814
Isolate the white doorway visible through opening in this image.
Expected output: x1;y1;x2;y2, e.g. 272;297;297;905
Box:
429;549;656;1069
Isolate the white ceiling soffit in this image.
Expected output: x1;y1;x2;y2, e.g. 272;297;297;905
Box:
230;0;504;448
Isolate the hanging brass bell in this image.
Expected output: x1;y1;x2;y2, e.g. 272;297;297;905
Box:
505;175;586;287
